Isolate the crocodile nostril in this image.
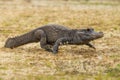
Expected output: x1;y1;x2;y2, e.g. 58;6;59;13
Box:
99;32;103;33
100;32;103;34
99;32;104;37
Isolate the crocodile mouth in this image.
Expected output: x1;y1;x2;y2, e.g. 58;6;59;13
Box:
98;32;104;37
93;32;104;39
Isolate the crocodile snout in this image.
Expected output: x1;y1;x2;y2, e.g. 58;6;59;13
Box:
98;32;104;37
91;31;104;39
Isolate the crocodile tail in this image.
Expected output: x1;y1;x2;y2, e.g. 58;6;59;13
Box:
4;31;38;48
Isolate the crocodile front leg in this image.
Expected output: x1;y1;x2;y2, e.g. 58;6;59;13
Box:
85;43;96;49
34;30;53;52
53;37;72;54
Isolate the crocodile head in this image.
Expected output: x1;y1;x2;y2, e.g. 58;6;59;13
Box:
4;38;15;49
77;28;104;43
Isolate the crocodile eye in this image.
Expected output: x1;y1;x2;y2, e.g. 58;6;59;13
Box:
87;28;94;32
87;28;90;31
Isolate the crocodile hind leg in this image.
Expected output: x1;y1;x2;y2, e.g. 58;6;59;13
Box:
85;43;96;49
34;30;53;52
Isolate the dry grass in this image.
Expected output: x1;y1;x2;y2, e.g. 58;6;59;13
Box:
0;1;120;80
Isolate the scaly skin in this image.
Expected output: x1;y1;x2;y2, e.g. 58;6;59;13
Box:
4;24;104;54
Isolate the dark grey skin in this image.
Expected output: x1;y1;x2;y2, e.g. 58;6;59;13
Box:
4;24;104;54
